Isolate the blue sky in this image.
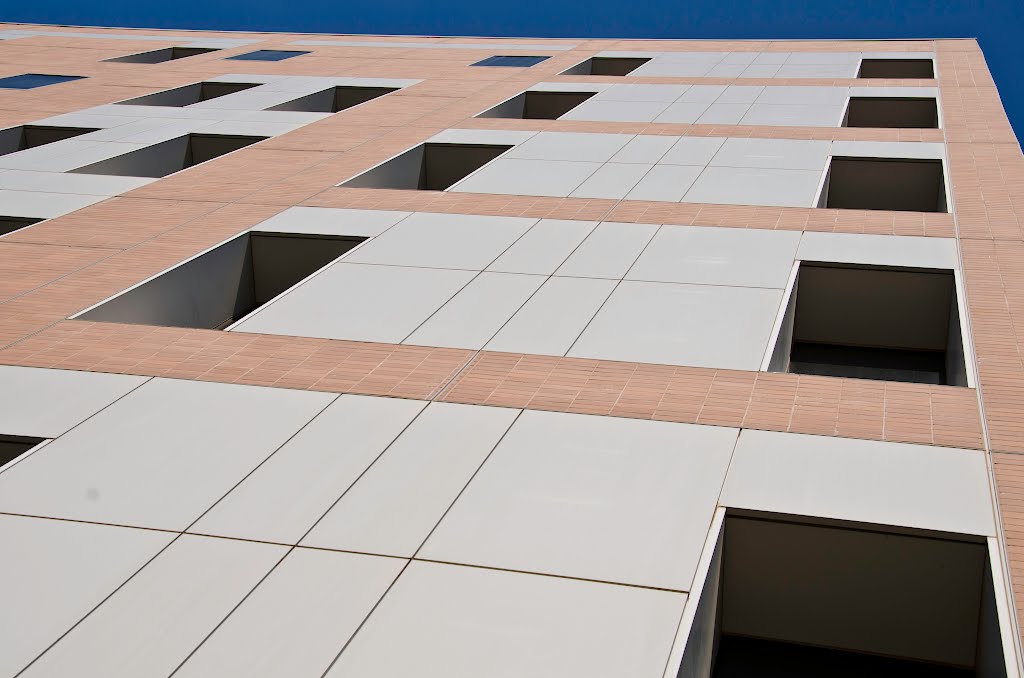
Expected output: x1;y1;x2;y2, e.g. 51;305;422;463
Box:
6;0;1022;142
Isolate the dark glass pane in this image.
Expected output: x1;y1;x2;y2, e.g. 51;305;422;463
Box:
225;50;310;62
0;74;85;89
472;55;549;67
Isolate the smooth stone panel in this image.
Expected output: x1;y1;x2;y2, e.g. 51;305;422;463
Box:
325;561;686;678
421;410;738;589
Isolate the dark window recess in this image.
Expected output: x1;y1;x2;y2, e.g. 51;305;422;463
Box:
341;143;511;191
859;58;935;79
560;57;651;76
77;232;366;330
269;86;399;113
117;81;260;107
104;47;220;64
678;513;1009;678
844;97;939;129
0;74;85;90
472;55;550;67
0;217;43;237
768;263;967;386
477;90;597;119
70;133;266;178
226;50;310;62
0;435;44;468
820;157;946;213
0;125;98;157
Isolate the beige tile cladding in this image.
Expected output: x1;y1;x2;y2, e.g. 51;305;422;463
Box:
1;24;1023;640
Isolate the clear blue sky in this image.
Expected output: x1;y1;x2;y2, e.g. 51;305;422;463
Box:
6;0;1022;143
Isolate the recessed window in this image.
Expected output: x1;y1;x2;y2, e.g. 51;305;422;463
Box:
69;133;267;178
104;47;221;64
0;217;43;236
858;58;935;79
341;142;511;191
0;74;85;89
820;157;947;213
768;262;967;385
843;97;939;128
117;81;261;107
560;57;651;76
77;232;365;330
471;55;550;67
225;50;310;62
477;90;597;119
0;435;45;468
0;125;98;157
268;86;399;113
682;513;1009;678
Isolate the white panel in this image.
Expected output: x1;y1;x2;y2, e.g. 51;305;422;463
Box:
425;128;537;146
797;231;959;269
504;131;634;162
231;263;475;343
421;410;738;590
21;535;286;678
696;103;751;125
678;85;728;102
709;137;831;170
625;164;703;201
853;86;939;98
301;403;519;557
717;85;765;104
654;101;712;123
324;561;685;678
252;206;411;237
343;211;535;270
405;272;546;349
0;378;332;530
0;515;173;677
485;277;617;355
633;62;713;77
561;99;670;123
752;52;792;65
448;157;601;197
785;52;861;64
555;221;659;279
487;218;598;275
755;85;852;106
609;135;679;164
684;166;823;207
569;281;783;369
740;64;782;77
596;83;690;102
0;366;147;438
830;139;946;160
0;170;154;196
628;225;801;289
774;64;859;78
0;189;105;218
174;549;404;678
569;162;652;199
657;52;729;64
740;103;844;127
189;395;427;544
706;63;747;78
660;136;727;166
196;120;305;137
720;429;995;536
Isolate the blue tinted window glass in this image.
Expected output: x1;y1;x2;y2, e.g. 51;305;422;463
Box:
225;50;310;62
472;56;549;67
0;74;85;89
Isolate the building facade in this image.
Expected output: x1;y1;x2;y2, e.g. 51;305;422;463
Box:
0;23;1021;677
